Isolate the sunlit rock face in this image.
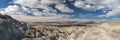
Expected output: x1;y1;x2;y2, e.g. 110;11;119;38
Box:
23;21;120;40
0;14;27;40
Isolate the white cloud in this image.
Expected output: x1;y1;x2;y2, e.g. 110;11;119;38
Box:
0;5;25;15
0;0;76;22
74;0;120;10
0;4;76;22
3;0;118;22
10;14;88;22
106;9;120;17
13;0;41;8
56;4;74;12
40;0;65;5
101;0;120;17
74;0;100;10
74;1;86;8
73;0;120;17
12;0;73;13
98;9;120;17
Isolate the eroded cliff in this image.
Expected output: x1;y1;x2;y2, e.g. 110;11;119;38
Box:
23;21;120;40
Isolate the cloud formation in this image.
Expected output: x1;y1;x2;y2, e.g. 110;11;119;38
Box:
56;4;74;12
74;0;120;17
13;0;73;13
0;0;76;22
0;5;25;15
0;0;120;22
106;9;120;17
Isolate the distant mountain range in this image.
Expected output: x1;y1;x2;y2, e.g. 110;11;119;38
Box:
28;21;103;26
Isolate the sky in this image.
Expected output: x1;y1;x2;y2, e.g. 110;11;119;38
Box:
0;0;120;22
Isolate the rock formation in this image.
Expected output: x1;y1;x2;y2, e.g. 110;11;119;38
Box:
0;14;27;40
23;21;120;40
0;14;120;40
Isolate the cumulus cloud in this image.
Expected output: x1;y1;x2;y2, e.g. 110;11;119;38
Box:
0;5;25;15
13;0;41;8
55;4;74;12
74;0;102;11
12;0;73;13
73;0;120;17
3;0;120;21
74;1;95;10
106;9;120;17
0;0;79;22
0;5;71;21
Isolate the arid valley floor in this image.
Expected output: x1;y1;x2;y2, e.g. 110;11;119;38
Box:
22;21;120;40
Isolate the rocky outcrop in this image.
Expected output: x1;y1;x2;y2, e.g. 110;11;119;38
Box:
22;24;99;40
0;14;28;40
23;21;120;40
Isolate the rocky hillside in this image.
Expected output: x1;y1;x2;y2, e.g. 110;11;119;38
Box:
23;21;120;40
0;14;28;40
0;14;120;40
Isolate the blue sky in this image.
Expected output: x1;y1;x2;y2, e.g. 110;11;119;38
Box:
0;0;12;8
0;0;120;22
